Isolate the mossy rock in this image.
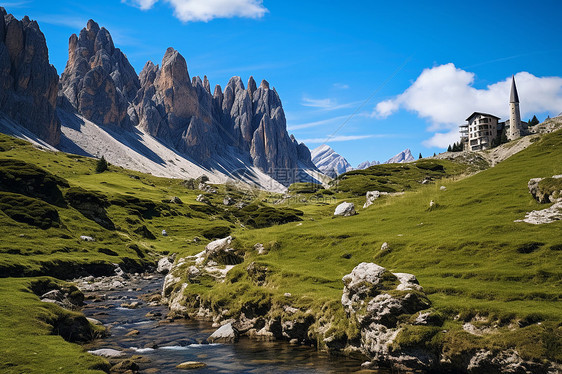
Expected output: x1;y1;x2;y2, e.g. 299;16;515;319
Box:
0;158;68;206
0;192;60;229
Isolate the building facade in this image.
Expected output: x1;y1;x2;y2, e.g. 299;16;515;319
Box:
463;112;500;151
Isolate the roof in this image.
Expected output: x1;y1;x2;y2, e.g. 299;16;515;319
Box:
465;112;501;122
510;75;519;103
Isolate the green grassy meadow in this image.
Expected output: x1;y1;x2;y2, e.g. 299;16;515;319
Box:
0;128;561;371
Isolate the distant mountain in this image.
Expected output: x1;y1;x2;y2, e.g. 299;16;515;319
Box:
311;145;353;178
356;149;415;170
0;10;319;190
356;160;380;169
385;148;415;164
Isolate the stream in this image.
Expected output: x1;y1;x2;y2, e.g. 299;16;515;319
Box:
80;274;375;373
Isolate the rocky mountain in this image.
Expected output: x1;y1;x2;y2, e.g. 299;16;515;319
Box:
311;145;353;177
356;160;380;169
59;19;139;128
0;8;60;145
384;148;414;164
130;48;314;176
355;149;415;170
0;12;318;190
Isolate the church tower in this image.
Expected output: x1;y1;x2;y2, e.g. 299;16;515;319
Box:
509;75;522;140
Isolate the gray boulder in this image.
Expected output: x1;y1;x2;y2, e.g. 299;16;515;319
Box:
208;322;239;343
334;202;356;216
363;191;381;208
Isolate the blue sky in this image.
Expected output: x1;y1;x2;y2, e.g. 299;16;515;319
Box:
6;0;562;166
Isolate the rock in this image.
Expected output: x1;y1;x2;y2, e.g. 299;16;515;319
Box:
515;201;562;224
88;348;124;358
0;11;60;145
176;361;206;370
528;176;562;203
121;301;140;309
208;322;239;343
161;229;168;236
223;195;234;206
157;257;173;274
80;235;95;242
41;289;64;302
341;262;432;369
363;191;381;209
195;194;208;203
440;186;447;191
59;19;139;128
204;236;241;265
284;292;292;297
170;196;183;204
110;359;139;373
380;242;389;251
254;243;267;255
125;329;140;336
334;202;356;216
86;317;103;326
429;200;435;208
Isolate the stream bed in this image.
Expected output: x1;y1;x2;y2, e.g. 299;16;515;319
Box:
80;274;375;373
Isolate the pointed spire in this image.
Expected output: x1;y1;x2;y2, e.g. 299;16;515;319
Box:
510;75;519;103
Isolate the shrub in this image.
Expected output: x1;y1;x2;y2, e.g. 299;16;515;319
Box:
232;204;303;228
95;156;108;173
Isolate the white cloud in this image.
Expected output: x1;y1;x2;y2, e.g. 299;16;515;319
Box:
300;134;376;143
125;0;267;22
374;63;562;147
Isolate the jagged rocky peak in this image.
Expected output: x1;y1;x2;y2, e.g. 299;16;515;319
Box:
0;8;60;145
311;145;353;177
59;19;140;128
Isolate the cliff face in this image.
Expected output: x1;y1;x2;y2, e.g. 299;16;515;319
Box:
131;47;315;179
0;8;60;145
59;20;139;128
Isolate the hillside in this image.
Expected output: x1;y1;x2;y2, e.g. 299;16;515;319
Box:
0;128;560;372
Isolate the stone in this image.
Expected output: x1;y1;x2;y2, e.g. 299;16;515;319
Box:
223;195;234;206
88;348;124;358
176;361;206;370
341;262;432;368
205;236;232;254
80;235;95;242
195;194;208;203
125;329;140;336
429;200;435;208
334;202;356;216
380;242;389;251
0;11;60;145
157;257;173;274
515;201;562;225
110;359;139;373
59;20;139;128
208;322;239;343
440;186;447;191
170;196;183;204
254;243;267;255
363;191;381;209
86;317;103;326
161;229;168;236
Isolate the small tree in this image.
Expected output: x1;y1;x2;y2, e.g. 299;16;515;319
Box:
419;153;423;159
95;156;108;173
529;115;539;126
447;145;452;152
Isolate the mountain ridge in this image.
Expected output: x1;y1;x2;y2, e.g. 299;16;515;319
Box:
0;10;317;190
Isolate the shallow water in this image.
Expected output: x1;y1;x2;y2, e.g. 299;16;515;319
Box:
81;275;375;373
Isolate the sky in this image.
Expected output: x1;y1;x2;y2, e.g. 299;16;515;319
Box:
5;0;562;166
